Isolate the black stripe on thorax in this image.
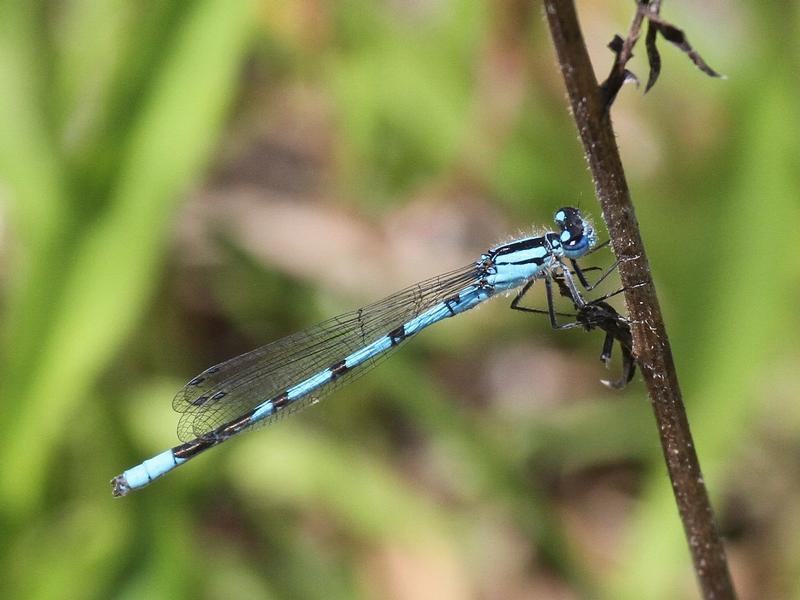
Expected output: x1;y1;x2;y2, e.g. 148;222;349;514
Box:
491;236;549;257
503;256;549;267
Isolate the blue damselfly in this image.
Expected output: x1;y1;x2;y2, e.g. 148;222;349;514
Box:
112;207;623;496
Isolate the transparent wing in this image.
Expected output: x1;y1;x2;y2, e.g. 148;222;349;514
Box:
172;263;482;441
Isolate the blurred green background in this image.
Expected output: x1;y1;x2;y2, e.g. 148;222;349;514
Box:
0;1;797;599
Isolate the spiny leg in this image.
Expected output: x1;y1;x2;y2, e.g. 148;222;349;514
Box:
509;278;583;329
510;279;576;319
578;302;635;389
568;238;617;291
586;238;611;256
587;285;626;304
509;270;636;385
571;257;620;291
602;342;636;390
600;331;615;365
556;262;586;308
509;266;606;316
544;275;585;330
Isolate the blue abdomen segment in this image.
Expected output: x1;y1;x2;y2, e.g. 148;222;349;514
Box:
278;284;490;406
112;450;185;495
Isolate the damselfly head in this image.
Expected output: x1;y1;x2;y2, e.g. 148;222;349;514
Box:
554;206;597;259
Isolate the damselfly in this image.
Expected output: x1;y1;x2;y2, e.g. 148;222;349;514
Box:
112;207;619;496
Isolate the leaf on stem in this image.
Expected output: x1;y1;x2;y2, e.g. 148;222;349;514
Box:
646;14;723;83
600;1;722;106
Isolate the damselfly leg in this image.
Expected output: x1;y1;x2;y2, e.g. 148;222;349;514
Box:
510;257;635;388
510;275;583;330
569;240;619;291
553;271;635;389
573;299;635;389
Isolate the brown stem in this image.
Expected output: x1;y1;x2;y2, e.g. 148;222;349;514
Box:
542;1;736;598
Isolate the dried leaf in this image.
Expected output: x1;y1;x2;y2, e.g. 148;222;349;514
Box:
648;15;722;79
644;19;661;92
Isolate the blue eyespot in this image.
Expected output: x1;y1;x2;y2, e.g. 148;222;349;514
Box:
554;206;580;225
553;206;595;259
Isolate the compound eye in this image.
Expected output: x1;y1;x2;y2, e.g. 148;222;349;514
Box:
562;233;581;248
554;206;581;229
553;206;594;258
561;231;584;251
566;240;581;249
